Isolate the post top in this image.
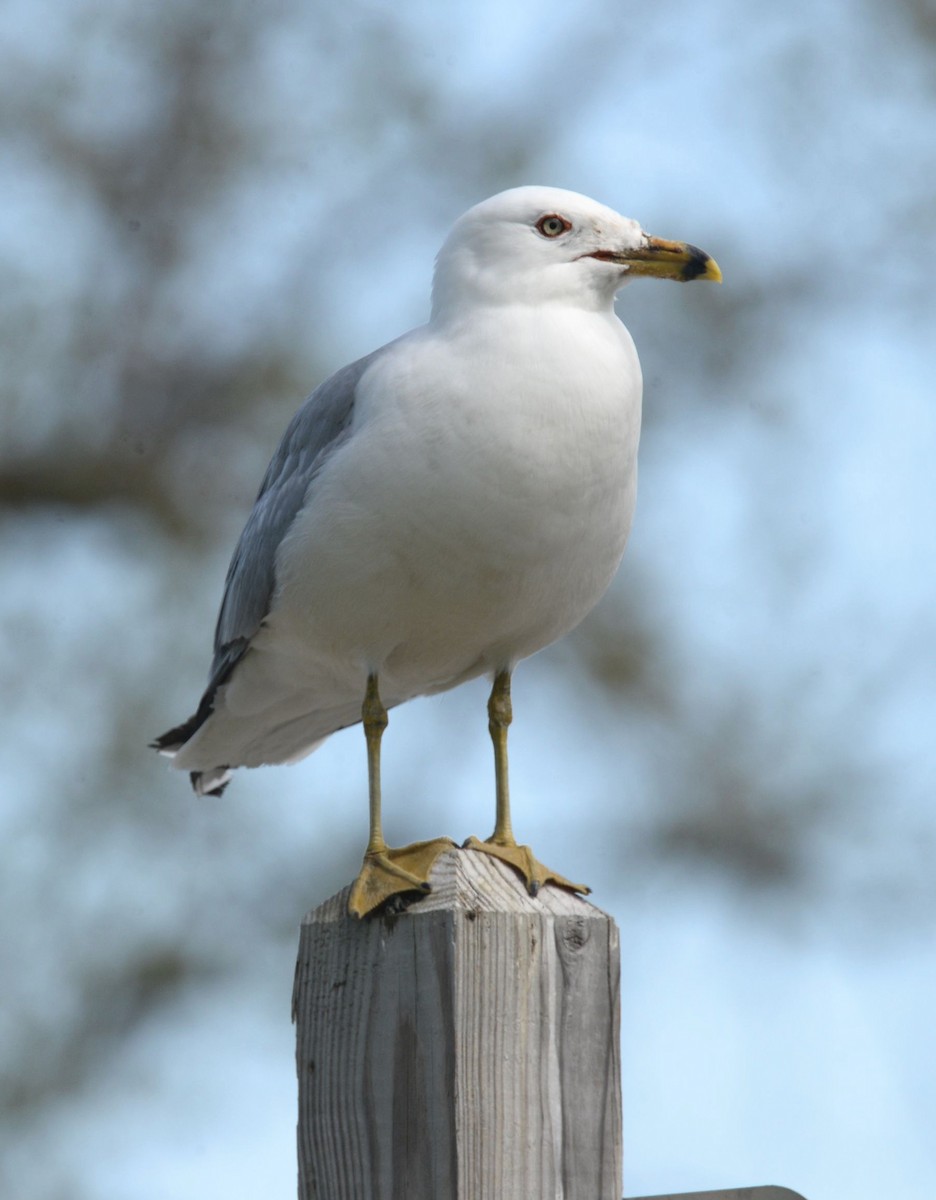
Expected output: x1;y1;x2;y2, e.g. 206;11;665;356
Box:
303;846;611;925
630;1188;807;1200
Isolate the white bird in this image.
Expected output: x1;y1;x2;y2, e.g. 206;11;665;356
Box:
153;186;721;916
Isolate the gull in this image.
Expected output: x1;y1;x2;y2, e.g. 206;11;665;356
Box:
152;186;721;916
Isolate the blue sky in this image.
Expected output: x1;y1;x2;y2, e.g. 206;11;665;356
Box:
2;1;934;1197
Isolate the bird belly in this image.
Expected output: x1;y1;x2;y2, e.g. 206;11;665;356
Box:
176;314;641;769
267;317;641;700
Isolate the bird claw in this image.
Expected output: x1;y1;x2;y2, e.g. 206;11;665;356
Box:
348;837;458;918
461;835;590;898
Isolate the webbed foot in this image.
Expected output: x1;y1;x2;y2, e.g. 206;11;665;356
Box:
348;837;458;918
461;835;590;898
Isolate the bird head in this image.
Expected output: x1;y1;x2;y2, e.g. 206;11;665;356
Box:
431;185;721;319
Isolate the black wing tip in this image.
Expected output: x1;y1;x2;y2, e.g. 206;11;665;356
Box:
150;665;230;758
190;769;232;798
151;710;233;796
150;713;203;755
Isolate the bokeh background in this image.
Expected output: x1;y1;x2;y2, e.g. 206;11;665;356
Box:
2;1;934;1197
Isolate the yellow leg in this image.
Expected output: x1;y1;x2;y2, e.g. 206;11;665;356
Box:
463;669;590;898
348;673;456;918
363;672;389;857
490;665;515;844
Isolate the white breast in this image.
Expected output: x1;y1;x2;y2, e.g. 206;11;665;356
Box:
271;304;642;697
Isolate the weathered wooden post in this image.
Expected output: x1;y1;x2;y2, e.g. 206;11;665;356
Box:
293;846;622;1199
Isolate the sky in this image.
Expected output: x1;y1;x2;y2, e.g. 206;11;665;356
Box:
2;1;935;1198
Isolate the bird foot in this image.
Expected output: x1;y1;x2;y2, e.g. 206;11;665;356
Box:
348;837;458;918
461;835;590;898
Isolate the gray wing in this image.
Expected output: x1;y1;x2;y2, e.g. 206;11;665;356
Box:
149;346;385;765
208;347;382;689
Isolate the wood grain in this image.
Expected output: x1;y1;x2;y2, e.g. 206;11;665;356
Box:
294;847;621;1199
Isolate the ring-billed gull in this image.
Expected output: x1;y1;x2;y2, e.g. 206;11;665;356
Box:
152;186;721;916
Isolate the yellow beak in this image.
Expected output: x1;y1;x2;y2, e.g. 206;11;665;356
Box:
591;235;722;283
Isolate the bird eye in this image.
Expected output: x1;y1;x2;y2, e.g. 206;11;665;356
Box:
535;213;572;238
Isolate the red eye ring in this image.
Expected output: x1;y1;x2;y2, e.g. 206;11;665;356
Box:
536;213;572;238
